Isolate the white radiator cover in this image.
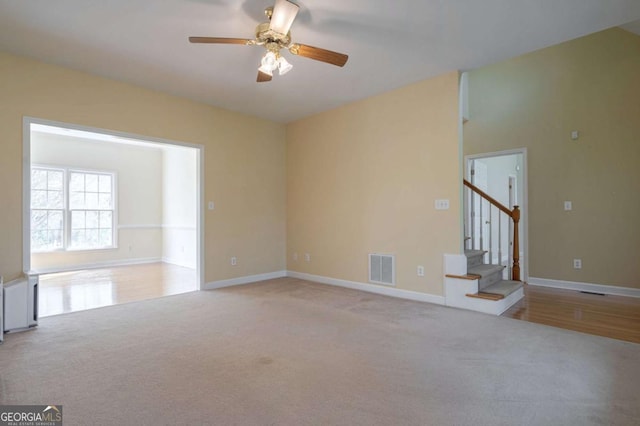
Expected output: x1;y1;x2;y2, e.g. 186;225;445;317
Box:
3;274;39;333
0;277;3;343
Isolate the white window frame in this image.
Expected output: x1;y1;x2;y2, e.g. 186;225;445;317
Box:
30;166;66;253
31;164;118;252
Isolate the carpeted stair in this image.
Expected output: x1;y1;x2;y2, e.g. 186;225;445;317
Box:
465;250;522;300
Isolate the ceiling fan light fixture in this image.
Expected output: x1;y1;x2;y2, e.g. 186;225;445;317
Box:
278;56;293;75
261;51;278;71
269;0;300;35
258;64;273;77
189;0;349;83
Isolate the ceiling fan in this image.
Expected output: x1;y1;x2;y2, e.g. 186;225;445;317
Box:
189;0;349;82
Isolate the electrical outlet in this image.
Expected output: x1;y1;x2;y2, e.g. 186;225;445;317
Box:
293;252;298;261
573;258;582;269
304;253;311;262
231;256;237;266
417;266;425;277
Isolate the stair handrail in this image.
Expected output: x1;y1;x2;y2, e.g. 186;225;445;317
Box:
463;179;521;281
464;180;511;216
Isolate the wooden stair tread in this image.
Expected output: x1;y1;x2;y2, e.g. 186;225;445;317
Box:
466;292;504;301
445;274;482;280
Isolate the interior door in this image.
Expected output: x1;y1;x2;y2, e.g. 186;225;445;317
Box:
466;152;527;280
470;160;489;254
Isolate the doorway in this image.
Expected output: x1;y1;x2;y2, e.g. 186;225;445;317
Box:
465;149;528;281
22;117;204;316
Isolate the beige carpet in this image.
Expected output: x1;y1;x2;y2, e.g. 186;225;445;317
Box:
1;277;639;425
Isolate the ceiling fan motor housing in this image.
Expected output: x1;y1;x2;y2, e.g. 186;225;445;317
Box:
255;22;291;48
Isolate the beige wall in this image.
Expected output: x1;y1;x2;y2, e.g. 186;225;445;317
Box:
287;72;461;296
0;50;286;282
464;28;640;288
30;132;164;270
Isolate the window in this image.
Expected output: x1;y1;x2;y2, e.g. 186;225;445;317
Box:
31;168;65;251
69;171;114;249
31;167;116;252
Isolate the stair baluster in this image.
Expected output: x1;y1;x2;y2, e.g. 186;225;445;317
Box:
498;211;503;273
463;179;521;282
479;197;484;254
488;207;492;265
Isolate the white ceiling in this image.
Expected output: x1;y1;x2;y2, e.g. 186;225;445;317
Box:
1;1;640;123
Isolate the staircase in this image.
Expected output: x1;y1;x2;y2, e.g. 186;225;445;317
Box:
443;178;524;315
464;249;522;301
443;251;524;315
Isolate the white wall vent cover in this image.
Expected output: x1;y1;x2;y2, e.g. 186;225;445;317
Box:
369;253;395;286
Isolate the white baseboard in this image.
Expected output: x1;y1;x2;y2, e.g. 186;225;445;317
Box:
528;277;640;298
30;257;162;275
204;271;287;290
287;271;445;305
162;257;196;269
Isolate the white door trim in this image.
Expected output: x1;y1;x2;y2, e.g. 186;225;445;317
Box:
464;148;529;282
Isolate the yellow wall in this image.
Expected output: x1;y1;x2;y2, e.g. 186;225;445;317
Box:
464;28;640;288
0;51;286;282
287;72;461;296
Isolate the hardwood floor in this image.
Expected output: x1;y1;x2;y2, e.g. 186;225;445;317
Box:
39;263;197;317
502;284;640;344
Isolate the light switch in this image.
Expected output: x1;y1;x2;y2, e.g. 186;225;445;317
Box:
564;201;572;211
208;201;215;210
435;199;450;210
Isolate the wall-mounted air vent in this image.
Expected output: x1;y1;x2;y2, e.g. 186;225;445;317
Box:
369;253;395;286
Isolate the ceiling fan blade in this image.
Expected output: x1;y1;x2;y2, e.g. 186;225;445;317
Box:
269;0;299;35
257;71;272;82
289;44;348;67
189;37;252;45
